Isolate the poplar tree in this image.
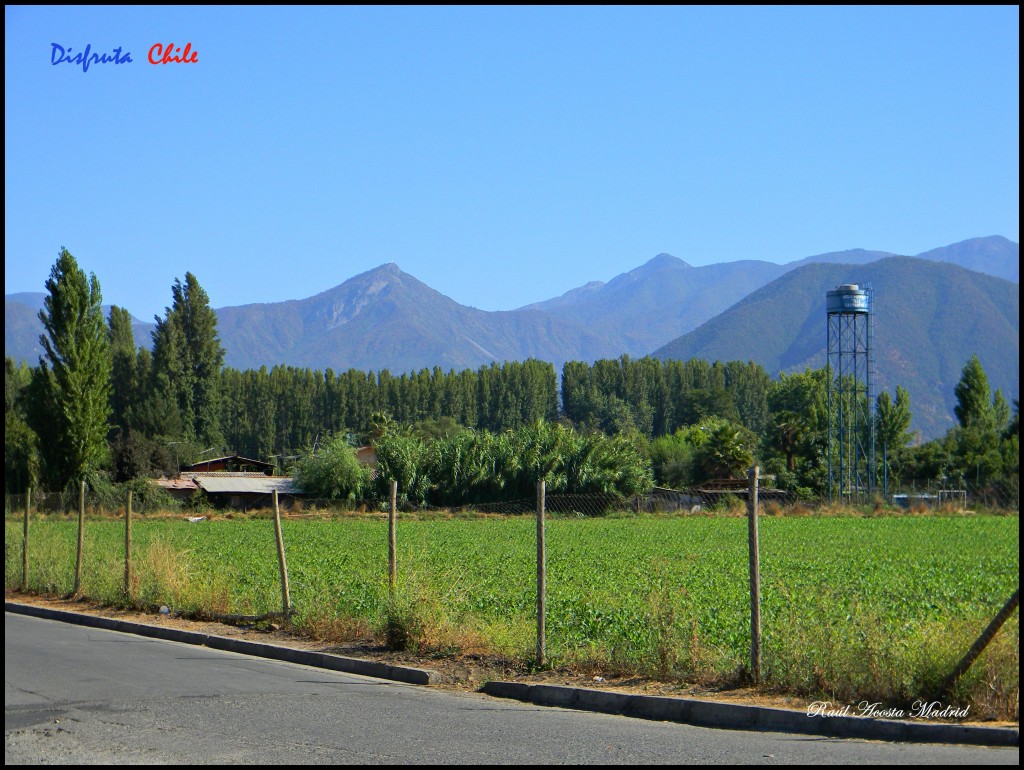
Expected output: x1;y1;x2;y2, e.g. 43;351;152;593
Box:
5;358;39;493
152;272;225;450
954;355;995;431
34;247;112;485
108;305;138;435
950;355;1012;485
876;385;913;451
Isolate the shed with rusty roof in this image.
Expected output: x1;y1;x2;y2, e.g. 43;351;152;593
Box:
185;455;276;475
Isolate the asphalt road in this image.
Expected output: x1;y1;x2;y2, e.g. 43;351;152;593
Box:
5;613;1019;765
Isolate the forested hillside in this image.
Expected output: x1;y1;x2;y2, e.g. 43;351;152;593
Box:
653;257;1019;440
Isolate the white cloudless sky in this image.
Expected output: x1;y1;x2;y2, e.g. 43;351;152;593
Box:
4;5;1019;322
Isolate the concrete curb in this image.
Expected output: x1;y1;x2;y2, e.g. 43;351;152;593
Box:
481;681;1018;748
7;601;1017;747
5;601;439;686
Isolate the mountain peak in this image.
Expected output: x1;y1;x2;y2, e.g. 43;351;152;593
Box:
645;253;692;269
338;262;407;288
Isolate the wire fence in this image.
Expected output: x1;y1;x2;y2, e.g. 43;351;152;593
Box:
4;470;1019;720
4;475;1018;519
278;479;1015;518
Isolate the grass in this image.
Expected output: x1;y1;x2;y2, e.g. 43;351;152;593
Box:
5;507;1019;721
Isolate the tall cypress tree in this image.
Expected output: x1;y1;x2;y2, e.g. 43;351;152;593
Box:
33;247;112;485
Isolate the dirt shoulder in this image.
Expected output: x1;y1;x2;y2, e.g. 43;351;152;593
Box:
5;591;1016;729
5;591;803;706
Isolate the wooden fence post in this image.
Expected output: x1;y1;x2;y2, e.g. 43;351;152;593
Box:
536;479;546;667
124;490;133;600
21;487;31;592
940;588;1019;697
272;490;291;615
747;465;761;684
74;479;85;596
389;480;398;593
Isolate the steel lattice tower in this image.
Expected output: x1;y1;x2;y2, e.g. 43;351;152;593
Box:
827;284;876;500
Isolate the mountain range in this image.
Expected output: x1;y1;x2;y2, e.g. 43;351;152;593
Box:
6;235;1018;440
653;257;1019;439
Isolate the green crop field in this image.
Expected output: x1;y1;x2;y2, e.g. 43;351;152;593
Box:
5;511;1019;719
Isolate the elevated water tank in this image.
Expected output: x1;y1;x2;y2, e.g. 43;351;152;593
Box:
826;284;869;314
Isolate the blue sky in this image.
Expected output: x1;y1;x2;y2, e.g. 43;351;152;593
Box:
5;6;1019;323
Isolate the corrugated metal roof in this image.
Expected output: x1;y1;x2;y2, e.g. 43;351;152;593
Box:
155;477;200;491
194;476;302;495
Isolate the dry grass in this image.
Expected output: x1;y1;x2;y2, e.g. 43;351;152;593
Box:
130;538;232;616
297;612;375;644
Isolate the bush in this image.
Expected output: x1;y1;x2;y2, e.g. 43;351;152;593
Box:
120;477;180;514
649;431;696;488
373;431;432;506
426;421;654;506
295;435;370;501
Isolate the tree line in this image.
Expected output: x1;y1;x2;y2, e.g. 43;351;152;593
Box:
4;248;1018;503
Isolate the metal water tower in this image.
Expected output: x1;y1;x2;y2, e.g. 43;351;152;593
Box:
826;284;876;500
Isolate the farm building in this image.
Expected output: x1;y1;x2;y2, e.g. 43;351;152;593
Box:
192;473;303;509
185;454;276;475
155;472;304;510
